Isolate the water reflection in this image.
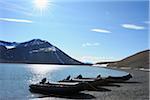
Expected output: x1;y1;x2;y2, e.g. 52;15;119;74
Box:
29;64;60;74
27;64;62;84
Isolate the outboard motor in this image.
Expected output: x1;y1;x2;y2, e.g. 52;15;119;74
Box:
40;78;47;84
76;74;83;79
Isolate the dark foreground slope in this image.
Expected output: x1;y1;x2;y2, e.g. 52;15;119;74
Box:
107;50;149;69
0;39;82;65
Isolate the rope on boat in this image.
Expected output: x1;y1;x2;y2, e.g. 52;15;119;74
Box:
85;82;97;91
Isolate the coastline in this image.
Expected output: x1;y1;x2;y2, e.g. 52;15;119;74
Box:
0;62;92;66
93;64;150;72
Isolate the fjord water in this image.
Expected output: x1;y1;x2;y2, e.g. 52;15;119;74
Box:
0;63;128;99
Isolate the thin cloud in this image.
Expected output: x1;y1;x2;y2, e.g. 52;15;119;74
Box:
91;28;111;33
82;42;99;47
80;56;113;63
0;18;33;23
122;24;145;30
0;1;33;16
144;21;150;24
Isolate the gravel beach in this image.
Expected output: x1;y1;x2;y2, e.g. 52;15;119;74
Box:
85;68;150;100
33;68;149;100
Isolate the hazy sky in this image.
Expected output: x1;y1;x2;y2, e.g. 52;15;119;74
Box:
0;0;149;63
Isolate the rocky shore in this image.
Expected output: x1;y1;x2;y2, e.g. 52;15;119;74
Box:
85;68;149;100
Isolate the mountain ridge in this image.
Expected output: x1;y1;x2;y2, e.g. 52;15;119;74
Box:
0;39;84;65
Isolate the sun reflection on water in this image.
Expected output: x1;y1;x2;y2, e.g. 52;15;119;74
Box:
27;64;61;84
29;64;60;74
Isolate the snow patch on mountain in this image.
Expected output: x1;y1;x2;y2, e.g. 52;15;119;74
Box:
29;46;56;53
5;46;16;49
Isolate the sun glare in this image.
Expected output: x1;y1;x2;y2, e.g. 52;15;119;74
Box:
33;0;51;13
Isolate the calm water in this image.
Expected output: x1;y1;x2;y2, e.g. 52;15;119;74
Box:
0;63;128;100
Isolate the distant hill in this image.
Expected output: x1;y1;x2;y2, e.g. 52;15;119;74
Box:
0;39;83;65
0;40;18;47
106;50;150;69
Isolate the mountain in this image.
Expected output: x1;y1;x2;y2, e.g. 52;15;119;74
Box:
0;39;83;65
0;40;18;46
107;50;150;69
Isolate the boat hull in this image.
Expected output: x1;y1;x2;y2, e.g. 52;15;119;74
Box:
29;82;85;95
59;74;132;86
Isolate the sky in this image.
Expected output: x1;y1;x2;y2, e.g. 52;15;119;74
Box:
0;0;149;63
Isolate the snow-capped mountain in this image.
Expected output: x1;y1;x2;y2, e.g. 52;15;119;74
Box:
0;39;82;65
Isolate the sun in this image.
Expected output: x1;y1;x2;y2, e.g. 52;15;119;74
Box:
33;0;50;13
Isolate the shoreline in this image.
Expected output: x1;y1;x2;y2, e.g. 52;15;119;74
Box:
92;64;150;72
0;62;92;66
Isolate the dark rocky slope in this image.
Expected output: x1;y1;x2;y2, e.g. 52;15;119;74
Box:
107;50;149;69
